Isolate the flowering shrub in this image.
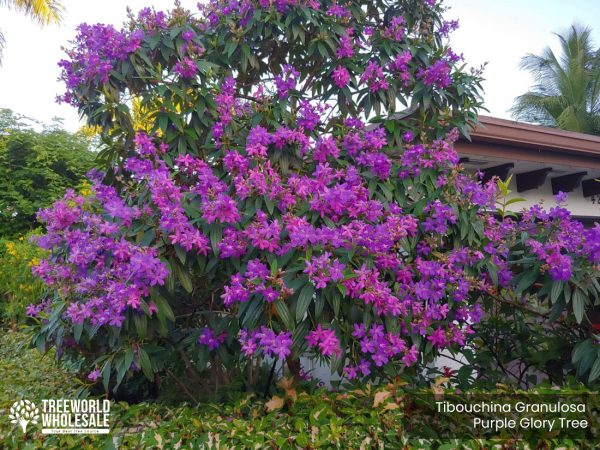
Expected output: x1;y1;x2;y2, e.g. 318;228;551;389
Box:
28;0;600;395
453;181;600;388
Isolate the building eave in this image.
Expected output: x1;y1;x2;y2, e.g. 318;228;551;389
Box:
463;115;600;158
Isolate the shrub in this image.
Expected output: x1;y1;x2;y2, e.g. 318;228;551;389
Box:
0;232;46;324
27;0;600;397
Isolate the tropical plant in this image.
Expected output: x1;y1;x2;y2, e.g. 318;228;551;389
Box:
0;0;63;63
510;24;600;134
27;1;600;400
0;109;96;236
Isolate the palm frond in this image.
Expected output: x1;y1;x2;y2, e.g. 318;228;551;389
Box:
510;92;564;127
0;0;63;26
512;23;600;135
0;28;4;65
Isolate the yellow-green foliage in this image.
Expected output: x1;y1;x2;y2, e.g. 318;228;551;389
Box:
0;232;46;323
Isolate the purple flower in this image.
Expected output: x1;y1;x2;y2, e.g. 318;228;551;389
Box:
88;369;101;381
198;328;227;350
174;57;197;79
274;65;299;99
239;327;292;359
306;324;341;357
182;29;195;42
304;252;345;289
419;59;452;89
360;61;389;92
332;65;350;88
427;328;446;348
336;30;354;58
554;191;568;204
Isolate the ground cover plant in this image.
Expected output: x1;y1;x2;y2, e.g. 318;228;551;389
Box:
22;0;600;403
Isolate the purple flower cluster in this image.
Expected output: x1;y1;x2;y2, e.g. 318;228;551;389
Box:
203;0;318;28
313;136;340;163
213;77;239;148
297;100;327;131
58;24;144;104
306;324;341;356
419;59;452;89
173;57;197;79
422;200;457;234
359;61;389;92
221;258;290;305
275;65;300;99
304;252;345;288
125;146;211;255
26;298;52;318
382;16;405;41
398;131;460;178
239;326;293;359
440;19;460;36
455;174;497;209
332;65;350;89
344;324;419;379
34;183;168;328
327;2;351;18
136;7;168;31
198;328;228;350
389;50;412;85
336;29;354;59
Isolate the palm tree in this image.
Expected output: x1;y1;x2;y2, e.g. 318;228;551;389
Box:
510;25;600;135
0;0;63;63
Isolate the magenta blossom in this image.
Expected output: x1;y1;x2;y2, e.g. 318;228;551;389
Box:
332;65;350;88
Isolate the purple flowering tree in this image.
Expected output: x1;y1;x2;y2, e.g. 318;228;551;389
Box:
28;0;600;396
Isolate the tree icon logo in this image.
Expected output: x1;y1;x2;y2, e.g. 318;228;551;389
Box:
9;399;39;433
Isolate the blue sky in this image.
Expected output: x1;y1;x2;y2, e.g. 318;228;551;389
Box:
0;0;599;131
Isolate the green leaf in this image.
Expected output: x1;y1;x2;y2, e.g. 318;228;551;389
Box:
102;360;111;392
176;265;193;293
572;289;586;324
154;294;175;322
588;355;600;382
572;339;592;364
550;280;563;302
210;226;222;256
515;269;539;294
138;348;153;380
296;283;315;322
274;299;295;330
124;347;135;375
134;314;147;339
73;322;83;343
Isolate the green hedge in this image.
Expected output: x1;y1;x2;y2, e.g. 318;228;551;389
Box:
0;329;598;449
